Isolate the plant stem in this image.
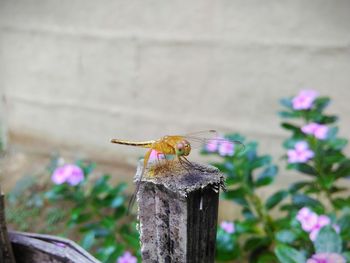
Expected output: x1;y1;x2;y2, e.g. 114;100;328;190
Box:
246;191;275;240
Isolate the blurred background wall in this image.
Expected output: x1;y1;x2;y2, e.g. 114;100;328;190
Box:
1;1;350;194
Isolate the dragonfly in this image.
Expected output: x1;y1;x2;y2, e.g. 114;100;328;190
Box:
110;130;244;212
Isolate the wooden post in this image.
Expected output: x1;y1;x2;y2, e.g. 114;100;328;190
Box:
0;187;16;263
135;161;225;263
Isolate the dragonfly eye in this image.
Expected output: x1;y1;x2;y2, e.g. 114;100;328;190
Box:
183;140;191;156
176;143;185;155
177;143;184;150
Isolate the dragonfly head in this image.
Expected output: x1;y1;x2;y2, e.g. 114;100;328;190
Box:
175;140;191;156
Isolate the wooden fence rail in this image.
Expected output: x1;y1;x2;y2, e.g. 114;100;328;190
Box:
0;186;99;263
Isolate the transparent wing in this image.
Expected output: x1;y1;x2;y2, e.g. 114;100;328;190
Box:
181;130;245;153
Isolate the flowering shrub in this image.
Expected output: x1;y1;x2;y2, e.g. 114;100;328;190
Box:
45;159;140;263
203;90;350;262
7;158;140;263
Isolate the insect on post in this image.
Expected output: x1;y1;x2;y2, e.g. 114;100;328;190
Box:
110;131;241;262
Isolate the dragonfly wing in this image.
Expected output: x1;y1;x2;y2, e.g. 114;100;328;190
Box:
182;130;245;152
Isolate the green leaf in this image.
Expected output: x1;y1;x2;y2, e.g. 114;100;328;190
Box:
319;115;338;124
257;252;278;263
244;237;270;252
326;127;338;140
314;226;342;253
92;175;111;195
81;231;95;250
235;219;259;234
225;133;246;143
292;194;323;212
223;188;249;207
288;163;317;176
95;244;119;262
275;230;297;244
338;214;350;232
235;221;259;235
255;165;278;187
216;230;240;260
280;98;293;109
251;155;272;169
110;196;124;208
211;162;237;180
265;190;288;210
242;208;256;220
335;159;350;178
121;232;140;250
314;97;330;112
318;174;335;190
343;251;350;262
114;206;127;220
329;138;348;151
281;123;301;133
274;244;306;263
337;214;350;241
323;152;345;166
283;138;303;149
76;160;96;176
109;182;128;195
289;181;310;194
278;111;299;119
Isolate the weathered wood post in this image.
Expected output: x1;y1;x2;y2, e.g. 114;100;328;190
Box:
135;161;225;263
0;186;16;263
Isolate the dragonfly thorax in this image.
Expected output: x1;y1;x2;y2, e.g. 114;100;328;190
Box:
175;139;191;156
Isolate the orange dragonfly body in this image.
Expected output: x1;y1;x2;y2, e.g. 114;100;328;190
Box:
111;134;192;171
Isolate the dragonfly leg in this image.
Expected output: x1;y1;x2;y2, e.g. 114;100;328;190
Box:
181;156;206;172
182;156;193;167
178;156;192;173
127;149;152;214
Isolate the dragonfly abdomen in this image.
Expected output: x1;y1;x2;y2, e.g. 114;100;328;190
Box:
110;139;154;148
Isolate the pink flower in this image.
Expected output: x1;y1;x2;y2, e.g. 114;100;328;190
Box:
292;90;318;110
206;139;219;152
117;251;137;263
220;221;235;234
218;141;235;156
309;215;331;241
52;166;69;185
287;141;314;163
307;253;346;263
296;208;340;241
296;207;318;232
51;164;84;186
302;123;329;140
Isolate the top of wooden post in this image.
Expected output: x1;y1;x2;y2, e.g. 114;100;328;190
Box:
134;160;226;197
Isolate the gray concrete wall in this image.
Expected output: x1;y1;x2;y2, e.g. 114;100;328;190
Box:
1;0;350;166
